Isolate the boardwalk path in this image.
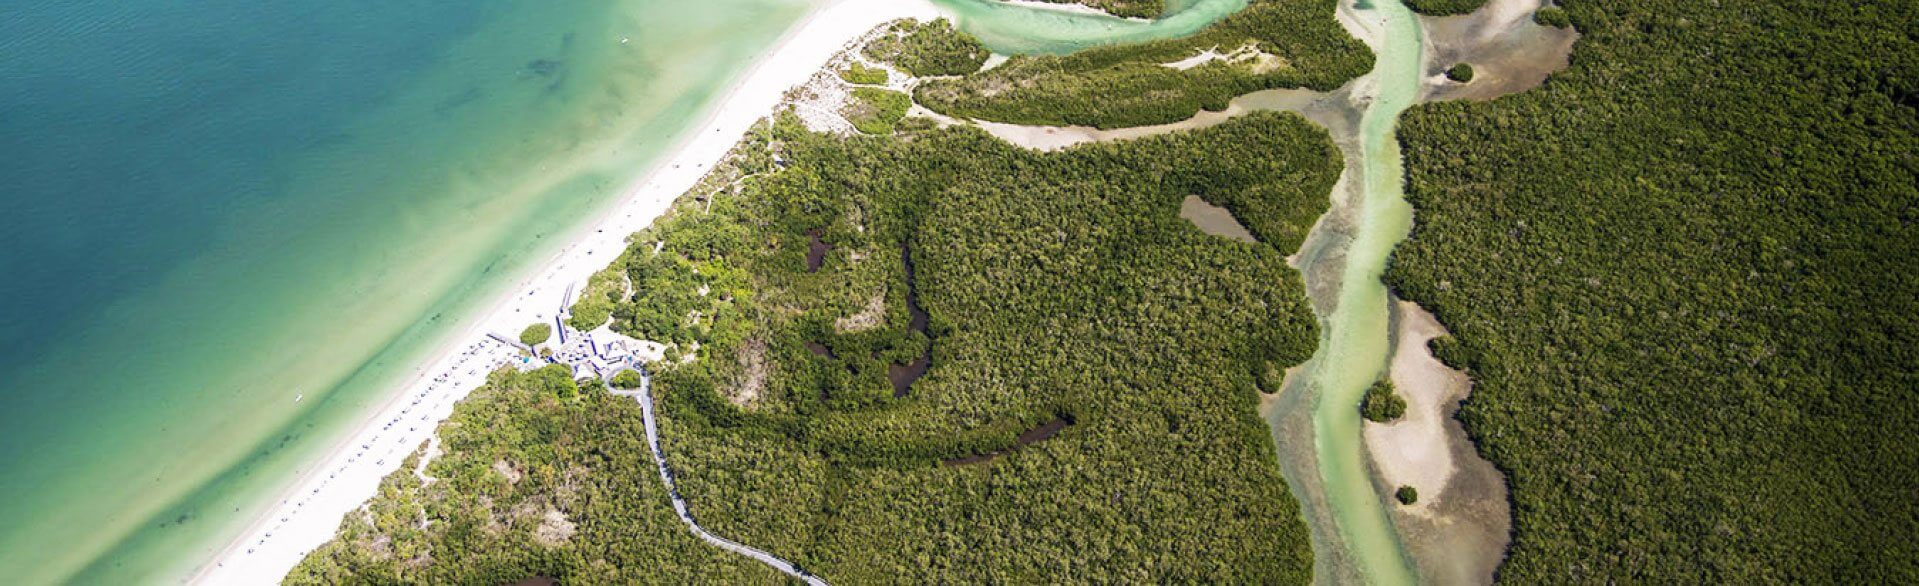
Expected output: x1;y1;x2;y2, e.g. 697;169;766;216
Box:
610;368;827;585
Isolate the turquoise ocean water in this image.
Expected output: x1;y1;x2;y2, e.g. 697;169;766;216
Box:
0;0;809;582
0;0;1244;582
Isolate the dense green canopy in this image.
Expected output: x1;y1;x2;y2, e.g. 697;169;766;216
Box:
292;101;1347;581
518;323;551;347
1390;0;1919;580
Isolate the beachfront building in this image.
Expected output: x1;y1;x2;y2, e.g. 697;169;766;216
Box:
501;286;667;382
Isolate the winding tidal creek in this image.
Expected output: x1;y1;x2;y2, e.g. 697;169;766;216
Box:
1262;0;1428;584
940;0;1444;580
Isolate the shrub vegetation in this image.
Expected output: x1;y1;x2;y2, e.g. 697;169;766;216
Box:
609;369;644;390
861;18;989;77
1532;6;1570;28
519;323;551;346
1445;62;1473;83
842;87;911;135
1034;0;1167;19
1403;0;1486;15
286;367;780;584
837;62;889;85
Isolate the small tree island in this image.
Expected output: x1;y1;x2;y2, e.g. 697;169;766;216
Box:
519;323;552;346
1362;379;1408;423
1446;62;1475;83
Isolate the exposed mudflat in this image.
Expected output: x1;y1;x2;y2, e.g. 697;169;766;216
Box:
1179;195;1260;242
1419;0;1577;102
1368;300;1511;585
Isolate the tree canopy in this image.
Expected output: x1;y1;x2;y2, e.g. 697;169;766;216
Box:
1390;0;1919;580
519;323;552;346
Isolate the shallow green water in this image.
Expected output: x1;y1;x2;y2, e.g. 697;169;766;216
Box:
0;0;806;583
1296;0;1426;583
934;0;1247;54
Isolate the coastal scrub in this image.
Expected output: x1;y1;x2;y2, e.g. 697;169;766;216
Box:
861;18;988;77
837;62;889;85
843;88;911;134
519;323;552;346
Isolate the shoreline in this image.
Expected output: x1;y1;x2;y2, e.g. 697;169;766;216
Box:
194;0;940;581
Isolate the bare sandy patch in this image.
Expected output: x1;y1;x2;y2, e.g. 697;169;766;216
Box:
1367;299;1511;585
1364;301;1464;512
533;508;576;546
728;338;769;406
1179;195;1258;242
1159;42;1288;73
835;292;887;332
1419;0;1578;102
492;459;524;485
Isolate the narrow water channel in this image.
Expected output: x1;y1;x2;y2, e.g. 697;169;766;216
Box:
932;0;1249;54
932;0;1434;580
818;0;1434;580
1270;0;1426;583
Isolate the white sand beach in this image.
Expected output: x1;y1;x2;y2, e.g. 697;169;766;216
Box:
195;0;939;581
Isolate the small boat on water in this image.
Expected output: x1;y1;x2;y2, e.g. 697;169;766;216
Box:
294;393;304;403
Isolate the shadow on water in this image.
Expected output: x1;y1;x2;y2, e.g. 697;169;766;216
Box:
942;416;1074;466
805;229;832;273
887;242;931;397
